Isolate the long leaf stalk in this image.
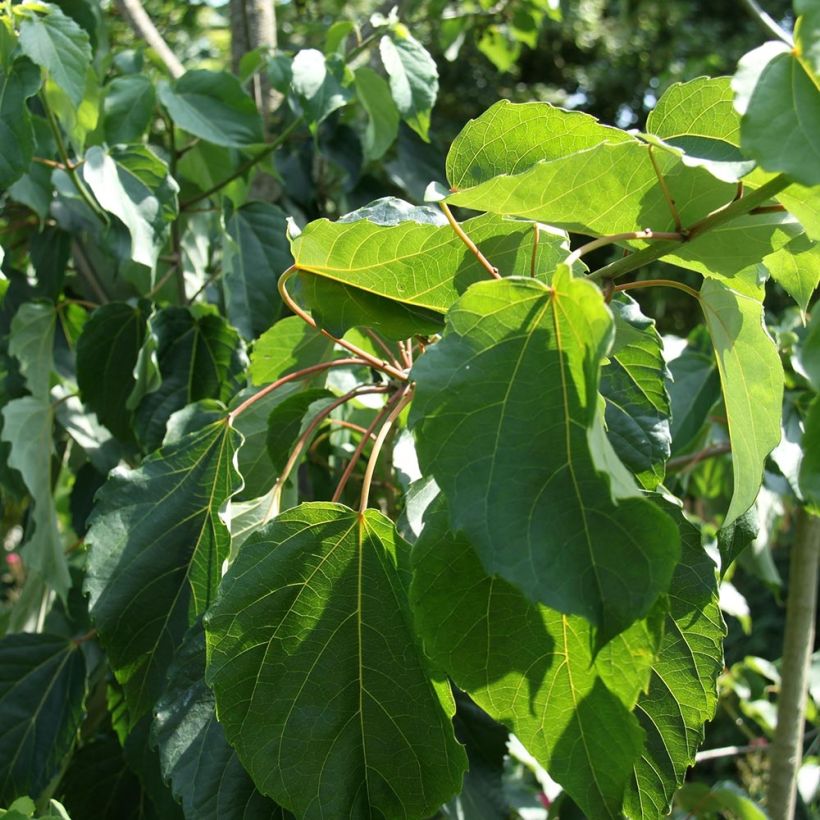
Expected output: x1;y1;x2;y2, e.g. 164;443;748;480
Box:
439;202;501;280
767;509;820;820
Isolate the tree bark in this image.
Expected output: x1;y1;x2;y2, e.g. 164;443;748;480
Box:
116;0;184;78
767;508;820;820
230;0;278;120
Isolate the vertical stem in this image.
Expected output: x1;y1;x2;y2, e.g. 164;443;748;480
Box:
768;509;820;820
439;202;501;280
648;144;683;232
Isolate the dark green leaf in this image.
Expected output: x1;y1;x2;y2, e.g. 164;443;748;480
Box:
76;302;150;441
717;506;759;573
158;70;264;147
0;58;40;189
354;67;399;161
102;75;156;144
133;307;246;452
152;622;287;820
223;203;291;339
410;497;654;818
0;634;86;805
410;272;679;640
85;419;242;727
18;5;91;107
205;503;467;818
623;512;725;816
265;388;333;472
379;27;438;141
290;49;352;129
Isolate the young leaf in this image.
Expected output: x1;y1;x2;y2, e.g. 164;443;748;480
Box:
700;280;783;525
410;497;652;818
223;202;291;339
133;307;246;452
379;26;438;141
0;58;41;189
76;302;151;441
600;296;671;489
0;634;86;806
248;316;334;386
84;418;242;727
102;75;156;145
761;233;820;312
623;512;725;816
205;503;467;818
354;67;400;161
152;622;287;820
18;5;91;108
158;70;264;147
290;49;352;129
733;42;820;187
410;273;679;640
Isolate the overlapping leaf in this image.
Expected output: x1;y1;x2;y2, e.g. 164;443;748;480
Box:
84;418;241;727
0;634;86;805
152;622;287;820
102;75;156;144
410;497;657;818
699;280;783;525
0;58;41;189
248;316;334;386
410;273;679;640
205;503;467;818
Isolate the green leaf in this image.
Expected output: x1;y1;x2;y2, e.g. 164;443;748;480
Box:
158;70;264;147
477;25;521;73
717;506;759;572
446;129;733;237
410;497;652;818
265;388;333;471
84;418;241;728
379;27;439;141
290;49;352;129
354;66;399;161
18;5;91;108
0;58;40;189
43;68;99;154
446;99;632;191
152;622;287;819
796;3;820;79
102;75;156;145
133;307;246;452
410;273;679;639
799;396;820;509
676;781;766;819
76;302;150;441
1;397;69;598
762;233;820;312
733;42;820;187
205;503;467;818
623;512;725;816
667;327;721;454
699;279;784;525
291;212;553;316
249;316;334;386
223;203;291;339
0;634;86;806
600;296;671;489
9;302;56;400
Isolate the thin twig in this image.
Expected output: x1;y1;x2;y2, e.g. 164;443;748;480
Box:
359;386;414;514
566;230;682;268
648;144;683;232
439;202;501;280
278;267;408;381
613;277;700;301
363;328;402;369
228;358;369;422
115;0;185;77
666;442;731;473
531;222;540;277
739;0;794;46
695;742;765;763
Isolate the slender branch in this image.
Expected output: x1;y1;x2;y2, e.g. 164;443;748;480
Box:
768;509;820;820
270;384;390;513
146;261;181;300
42;95;108;224
648;144;683;232
587;174;791;283
181;117;303;209
666;442;731;472
228;358;369;422
359;386;414;514
72;241;110;304
749;204;787;214
278;267;408;381
695;742;766;763
531;222;540;278
566;230;682;268
739;0;794;46
332;390;406;503
439;202;501;280
115;0;185;77
613;278;701;301
363;328;402;369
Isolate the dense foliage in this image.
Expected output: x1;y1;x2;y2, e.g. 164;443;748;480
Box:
0;0;818;818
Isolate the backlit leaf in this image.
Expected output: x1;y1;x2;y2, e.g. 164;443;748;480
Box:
248;316;334;387
410;272;679;640
205;503;467;818
354;67;399;161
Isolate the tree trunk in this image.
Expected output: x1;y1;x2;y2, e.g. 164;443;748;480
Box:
767;508;820;820
230;0;278;121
